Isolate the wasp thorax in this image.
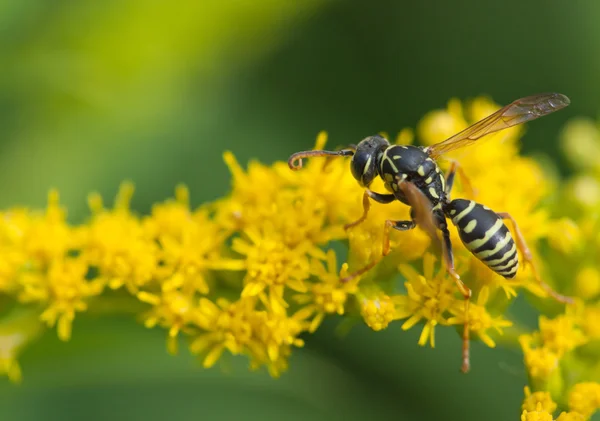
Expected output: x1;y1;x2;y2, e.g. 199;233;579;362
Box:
350;135;390;187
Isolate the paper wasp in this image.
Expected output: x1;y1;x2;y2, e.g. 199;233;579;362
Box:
288;93;572;373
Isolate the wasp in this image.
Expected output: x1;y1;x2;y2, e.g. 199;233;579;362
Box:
288;93;572;373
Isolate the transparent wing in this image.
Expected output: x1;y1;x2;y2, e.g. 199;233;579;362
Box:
426;93;570;159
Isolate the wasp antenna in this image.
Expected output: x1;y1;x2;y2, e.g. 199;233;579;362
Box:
288;149;354;170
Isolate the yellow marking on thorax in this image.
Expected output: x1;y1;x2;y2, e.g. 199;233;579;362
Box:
417;166;425;176
466;219;503;250
428;187;439;199
425;176;433;184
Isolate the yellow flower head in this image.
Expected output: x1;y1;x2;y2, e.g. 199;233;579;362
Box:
396;253;457;347
574;267;600;301
233;225;311;312
0;208;29;293
538;314;587;357
18;257;104;341
81;183;158;293
568;382;600;419
522;386;558;413
555;412;586;421
447;286;512;348
358;290;396;332
547;218;582;256
520;334;559;381
23;191;75;265
191;297;257;368
520;403;554;421
293;249;358;333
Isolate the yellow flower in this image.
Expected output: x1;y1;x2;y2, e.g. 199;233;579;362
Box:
81;183;158;293
574;267;600;301
568;382;600;419
560;117;600;172
138;289;195;340
395;253;457;347
251;303;309;377
147;201;243;296
520;334;559;381
18;257;104;341
538;314;587;357
548;218;582;255
191;297;257;368
22;190;75;265
447;286;512;348
522;386;557;413
581;305;600;340
0;208;33;293
233;225;311;312
555;412;585;421
190;296;308;377
520;402;554;421
293;249;358;332
358;290;397;332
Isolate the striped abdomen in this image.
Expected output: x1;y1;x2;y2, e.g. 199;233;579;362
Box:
446;199;518;279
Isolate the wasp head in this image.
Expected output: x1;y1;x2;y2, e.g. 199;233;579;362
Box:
350;135;390;187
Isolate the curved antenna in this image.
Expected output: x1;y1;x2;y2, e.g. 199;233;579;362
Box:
288;149;355;170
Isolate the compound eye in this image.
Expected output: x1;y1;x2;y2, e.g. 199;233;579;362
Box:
351;150;376;187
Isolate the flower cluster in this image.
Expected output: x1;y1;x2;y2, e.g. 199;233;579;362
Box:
0;95;598;421
515;116;600;421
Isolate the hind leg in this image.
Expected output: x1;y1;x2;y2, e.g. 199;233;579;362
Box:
497;212;572;304
440;224;472;373
445;160;475;198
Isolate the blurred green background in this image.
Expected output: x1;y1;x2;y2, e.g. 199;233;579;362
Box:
0;1;597;420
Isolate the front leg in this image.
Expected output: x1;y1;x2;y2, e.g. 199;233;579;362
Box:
340;218;415;283
344;189;396;230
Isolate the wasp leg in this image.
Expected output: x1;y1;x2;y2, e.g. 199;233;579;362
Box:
344;190;396;231
382;219;416;256
497;212;573;304
445;160;475;198
340;219;415;283
440;224;472;374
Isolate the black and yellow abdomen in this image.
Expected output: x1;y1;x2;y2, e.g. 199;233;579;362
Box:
446;199;518;279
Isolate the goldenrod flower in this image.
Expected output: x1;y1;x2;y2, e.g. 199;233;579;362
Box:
1;95;599;421
520;334;560;381
520;403;554;421
293;249;358;332
396;253;456;347
568;382;600;419
522;386;558;413
81;183;158;293
447;286;512;348
358;289;397;332
538;314;587;357
18;257;104;341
